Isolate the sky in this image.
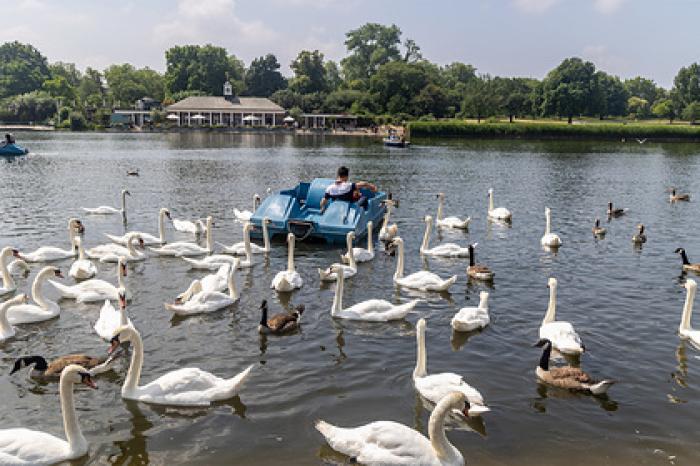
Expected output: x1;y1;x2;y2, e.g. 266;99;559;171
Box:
1;0;698;88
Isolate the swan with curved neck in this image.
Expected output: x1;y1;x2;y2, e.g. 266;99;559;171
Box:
105;208;171;245
342;221;374;263
87;233;145;263
109;325;253;406
436;193;470;229
165;262;240;315
233;194;262;222
0;294;29;342
0;246;23;295
487;188;512;222
82;188;130;219
51;257;129;302
391;237;457;292
69;237;97;279
420;216;470;257
316;391;467;466
331;264;420;321
221;217;271;255
319;232;357;281
6;266;63;324
175;264;232;303
451;291;490;332
21;218;83;262
94;288;132;340
679;279;699;347
539;277;584;355
378;201;398;242
541;207;562;247
149;216;213;256
0;364;97;464
271;233;303;292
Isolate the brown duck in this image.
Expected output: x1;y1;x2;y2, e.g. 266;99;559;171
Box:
258;300;304;334
467;243;494;281
676;248;700;273
534;339;615;395
669;188;690;202
10;351;120;381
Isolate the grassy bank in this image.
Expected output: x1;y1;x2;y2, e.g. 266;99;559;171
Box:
408;120;700;141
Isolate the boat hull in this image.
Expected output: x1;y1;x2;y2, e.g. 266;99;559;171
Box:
0;143;29;156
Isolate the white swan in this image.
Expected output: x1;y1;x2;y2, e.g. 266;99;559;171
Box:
165;264;239;315
82;188;129;218
21;218;82;262
220;217;271;255
379;200;398;242
414;318;490;417
182;254;239;270
330;265;419;321
319;232;357;282
50;257;129;303
94;289;132;341
105;208;171;245
0;246;23;296
539;277;584;355
679;279;699;348
69;237;97;279
420;216;470;257
316;391;467;466
109;325;253;406
87;233;145;263
6;266;63;324
150;216;213;257
451;291;490;332
7;257;30;277
487;188;512;222
540;207;562;247
175;263;233;303
0;294;29;342
172;217;206;236
436;193;470;229
0;364;97;464
391;237;457;292
271;233;303;292
233;194;261;223
341;221;375;264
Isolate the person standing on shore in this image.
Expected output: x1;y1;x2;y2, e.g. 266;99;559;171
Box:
320;166;377;213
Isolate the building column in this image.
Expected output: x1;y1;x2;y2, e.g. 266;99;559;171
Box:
272;113;276;126
187;112;191;127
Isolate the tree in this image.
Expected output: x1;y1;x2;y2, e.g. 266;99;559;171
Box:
592;72;628;118
682;101;700;124
341;23;402;83
651;98;675;124
495;77;535;122
461;77;499;122
0;91;56;122
324;61;342;92
323;89;366;113
413;83;449;118
672;63;700;111
244;54;286;97
0;41;51;98
164;44;244;96
289;50;327;94
104;64;164;106
270;89;302;110
627;96;650;119
49;62;82;87
541;57;597;123
42;75;77;102
624;76;663;104
403;39;422;63
369;61;434;115
78;67;105;103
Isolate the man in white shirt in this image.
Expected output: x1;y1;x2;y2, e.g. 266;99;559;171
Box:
319;166;377;213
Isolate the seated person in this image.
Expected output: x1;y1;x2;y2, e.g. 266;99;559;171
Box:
1;133;12;147
320;166;377;213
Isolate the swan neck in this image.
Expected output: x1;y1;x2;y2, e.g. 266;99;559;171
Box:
119;305;128;326
0;250;14;290
346;235;356;268
437;197;444;221
228;267;238;300
124;330;143;395
428;395;455;462
77;240;86;260
488;191;494;212
262;221;270;251
158;211;166;243
366;222;373;254
332;270;343;315
126;235;137;257
543;283;557;324
479;293;489;309
205;220;213;252
421;220;431;251
681;285;696;331
0;298;15;336
394;241;404;279
287;237;295;272
545;210;551;235
413;324;427;378
117;264;125;289
59;373;87;454
32;268;51;309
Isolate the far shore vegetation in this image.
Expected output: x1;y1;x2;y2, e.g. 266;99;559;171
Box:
2;22;700;135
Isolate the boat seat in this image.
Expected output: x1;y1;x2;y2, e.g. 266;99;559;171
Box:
305;178;334;210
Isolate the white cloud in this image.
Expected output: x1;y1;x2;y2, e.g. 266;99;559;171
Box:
593;0;627;14
512;0;560;13
582;45;630;74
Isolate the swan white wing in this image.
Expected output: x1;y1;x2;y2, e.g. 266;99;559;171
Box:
415;374;485;408
451;307;489;332
233;209;253;222
105;232;161;245
69;259;97;279
50;278;119;301
82;206;119;214
541;233;562;247
172;219;198;234
437;216;470;229
6;303;59;324
165;291;235;315
489;207;512;220
22;247;74;262
271;271;302;291
320;265;357;281
539;321;583;354
94;300;132;340
86;243;129;258
182;255;237;269
422;243;469;257
0;428;76;465
338;299;418;321
149;242;208;257
395;271;456;292
343;248;374;263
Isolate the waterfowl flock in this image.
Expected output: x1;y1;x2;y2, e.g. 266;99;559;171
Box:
0;182;698;466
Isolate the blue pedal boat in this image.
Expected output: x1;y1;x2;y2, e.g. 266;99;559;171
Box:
0;143;29;156
249;178;387;244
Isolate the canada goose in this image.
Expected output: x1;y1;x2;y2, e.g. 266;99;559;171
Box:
258;300;304;334
467;243;494;281
592;218;606;237
10;351;119;381
127;169;139;176
669;188;690;202
632;224;647;244
676;248;700;273
534;338;615;395
607;202;626;218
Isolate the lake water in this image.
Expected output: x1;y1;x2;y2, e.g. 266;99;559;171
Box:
1;132;700;465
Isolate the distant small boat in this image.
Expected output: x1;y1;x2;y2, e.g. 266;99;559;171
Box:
0;143;29;156
383;135;410;148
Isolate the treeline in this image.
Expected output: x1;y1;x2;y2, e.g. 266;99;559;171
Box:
2;23;700;129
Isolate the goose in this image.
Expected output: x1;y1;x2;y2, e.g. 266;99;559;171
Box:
51;257;129;303
487;188;512;222
10;353;118;380
670;188;690;202
175;263;233;303
539;277;584;355
0;364;97;464
21;218;83;262
82;188;129;219
414;318;490;417
258;300;304;334
319;232;357;281
127;168;139;176
0;246;23;296
592;218;606;237
451;291;490;332
105;207;171;245
271;233;303;292
8;257;30;277
540;207;562;247
164;264;239;315
391;237;457;292
330;264;420;321
108;325;254;406
341;221;374;264
68;237;97;279
316;391;467;466
150;216;213;257
378;200;398;242
233;194;261;223
94;289;132;341
607;201;626;217
436;193;470;229
420;216;470;257
632;224;647;244
534;338;615;394
679;279;699;347
220;218;271;255
182;254;239;270
87;233;145;263
466;243;494;281
172;217;207;236
676;248;700;273
0;294;29;342
6;266;63;324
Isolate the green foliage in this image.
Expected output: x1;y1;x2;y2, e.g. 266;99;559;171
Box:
673;63;700;110
682;101;700;124
0;91;56;122
627;96;650;119
169;90;206;103
78;67;105;103
0;41;51;98
270;89;302;110
104;64;164;106
244;54;286;97
624;76;664;104
69;111;87;131
370;60;438;115
49;62;82;87
592;72;628;118
290;50;328;94
460;77;499;121
342;23;402;83
323;90;366;113
165;44;244;96
651;98;675;123
541;57;597;123
42;76;76;102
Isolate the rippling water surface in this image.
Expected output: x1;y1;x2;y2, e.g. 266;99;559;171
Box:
1;132;700;465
